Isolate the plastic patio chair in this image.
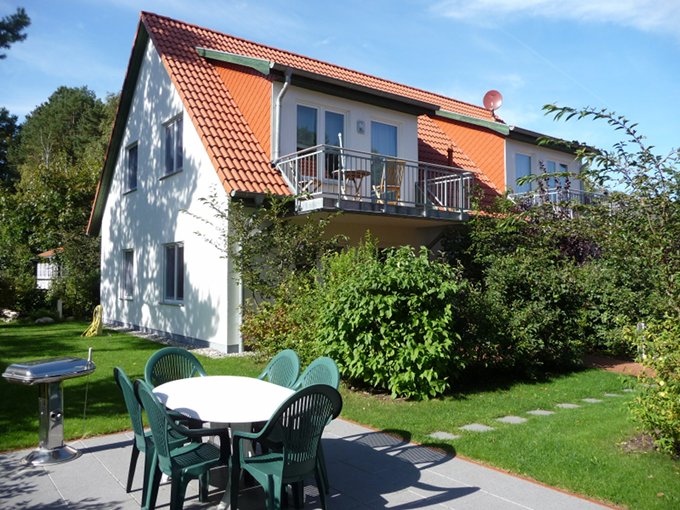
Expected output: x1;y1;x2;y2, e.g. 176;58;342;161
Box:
292;357;340;391
135;379;230;510
292;357;340;495
144;347;207;388
113;367;188;501
257;349;300;388
230;384;343;510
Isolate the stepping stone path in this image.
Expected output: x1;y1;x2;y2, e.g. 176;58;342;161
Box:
432;386;633;438
460;423;495;432
526;409;555;416
428;431;461;440
496;415;527;424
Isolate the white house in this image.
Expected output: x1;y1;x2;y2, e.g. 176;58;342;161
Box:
87;12;584;352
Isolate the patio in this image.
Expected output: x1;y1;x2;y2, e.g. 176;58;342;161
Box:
0;418;612;510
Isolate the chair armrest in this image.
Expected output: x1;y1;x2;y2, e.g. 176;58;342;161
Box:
232;430;260;442
166;414;230;439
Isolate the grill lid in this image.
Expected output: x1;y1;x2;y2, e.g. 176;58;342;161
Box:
2;356;96;385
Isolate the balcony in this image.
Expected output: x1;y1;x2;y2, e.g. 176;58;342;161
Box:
275;145;473;220
509;188;603;218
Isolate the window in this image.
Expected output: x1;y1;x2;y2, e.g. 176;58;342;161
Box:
371;121;397;157
297;105;317;151
324;111;344;176
164;243;184;303
126;143;138;192
514;153;532;193
546;160;568;188
164;116;183;176
122;250;134;298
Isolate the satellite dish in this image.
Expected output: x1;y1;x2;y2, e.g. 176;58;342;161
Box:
483;90;503;113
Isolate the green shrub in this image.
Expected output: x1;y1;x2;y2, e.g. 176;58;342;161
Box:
319;242;466;400
630;317;680;456
240;275;323;367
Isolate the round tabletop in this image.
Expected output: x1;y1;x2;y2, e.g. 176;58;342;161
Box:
152;375;294;424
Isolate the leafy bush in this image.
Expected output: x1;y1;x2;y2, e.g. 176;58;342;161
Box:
240;275;323;367
630;318;680;456
319;242;466;399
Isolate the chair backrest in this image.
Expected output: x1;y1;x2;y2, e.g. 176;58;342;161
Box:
134;379;177;475
113;367;146;451
260;385;342;479
384;159;405;187
144;347;207;388
293;356;340;390
258;349;300;388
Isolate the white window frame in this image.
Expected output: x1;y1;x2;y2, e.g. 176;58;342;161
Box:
296;103;347;181
513;152;533;193
163;243;184;304
162;115;183;177
125;142;138;193
122;249;134;299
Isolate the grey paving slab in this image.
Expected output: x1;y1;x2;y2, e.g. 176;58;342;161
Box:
556;403;581;409
429;431;461;440
459;423;495;432
582;398;603;404
526;409;555;416
496;416;528;424
0;418;614;510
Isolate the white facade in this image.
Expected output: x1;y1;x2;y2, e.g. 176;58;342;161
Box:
277;84;419;161
99;39;242;352
506;138;582;193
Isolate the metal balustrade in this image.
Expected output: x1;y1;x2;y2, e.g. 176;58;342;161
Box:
276;144;473;217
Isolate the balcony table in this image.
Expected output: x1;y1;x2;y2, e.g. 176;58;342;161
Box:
153;375;294;510
333;168;370;198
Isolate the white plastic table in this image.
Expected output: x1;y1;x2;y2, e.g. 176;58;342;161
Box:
153;375;295;510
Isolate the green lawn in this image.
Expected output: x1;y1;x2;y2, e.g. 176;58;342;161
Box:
1;322;678;509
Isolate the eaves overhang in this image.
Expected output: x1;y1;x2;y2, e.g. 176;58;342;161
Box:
434;109;510;136
508;125;582;154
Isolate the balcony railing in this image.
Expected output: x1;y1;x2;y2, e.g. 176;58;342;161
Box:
509;188;602;207
275;144;473;218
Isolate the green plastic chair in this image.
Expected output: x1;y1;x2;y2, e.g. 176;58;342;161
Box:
292;356;340;495
135;379;230;510
257;349;300;388
230;384;342;510
144;347;207;388
292;357;340;390
113;367;187;500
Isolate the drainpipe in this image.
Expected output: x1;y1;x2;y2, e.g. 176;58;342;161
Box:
273;70;292;162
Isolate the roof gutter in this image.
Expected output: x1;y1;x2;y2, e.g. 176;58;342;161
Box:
273;69;292;161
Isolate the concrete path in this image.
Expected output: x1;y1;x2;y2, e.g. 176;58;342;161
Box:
0;418;613;510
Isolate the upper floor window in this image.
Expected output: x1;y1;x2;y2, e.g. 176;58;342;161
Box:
297;105;317;152
164;243;184;303
514;153;532;193
546;160;569;188
125;143;138;192
164;116;183;176
371;121;397;157
122;249;134;299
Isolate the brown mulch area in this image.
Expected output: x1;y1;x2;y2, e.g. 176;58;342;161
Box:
583;353;655;377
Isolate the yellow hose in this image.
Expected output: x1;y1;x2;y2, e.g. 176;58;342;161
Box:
81;305;103;337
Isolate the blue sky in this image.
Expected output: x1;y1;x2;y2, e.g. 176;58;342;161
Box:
2;0;679;156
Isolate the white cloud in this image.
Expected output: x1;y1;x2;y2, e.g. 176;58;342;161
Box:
430;0;680;38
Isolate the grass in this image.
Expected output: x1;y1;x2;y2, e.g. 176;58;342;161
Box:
1;322;678;509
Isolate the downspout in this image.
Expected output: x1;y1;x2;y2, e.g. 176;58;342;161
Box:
273;70;292;162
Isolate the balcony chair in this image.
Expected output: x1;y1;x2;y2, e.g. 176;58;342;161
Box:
257;349;300;388
372;158;405;204
144;347;207;388
135;379;231;510
230;384;343;510
292;356;340;495
113;367;187;502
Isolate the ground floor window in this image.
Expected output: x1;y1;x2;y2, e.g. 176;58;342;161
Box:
164;243;184;303
122;249;134;299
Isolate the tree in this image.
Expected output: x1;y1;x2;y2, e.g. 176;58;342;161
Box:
0;7;30;59
0;107;19;185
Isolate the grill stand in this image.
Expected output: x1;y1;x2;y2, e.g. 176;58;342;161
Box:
24;381;81;465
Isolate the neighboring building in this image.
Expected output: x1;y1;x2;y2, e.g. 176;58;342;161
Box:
36;248;62;290
87;12;584;352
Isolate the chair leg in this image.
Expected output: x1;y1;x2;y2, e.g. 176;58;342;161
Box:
315;468;328;510
292;481;304;509
141;445;155;503
169;475;190;510
317;443;330;494
198;472;209;502
144;456;162;510
230;462;241;510
126;444;140;493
